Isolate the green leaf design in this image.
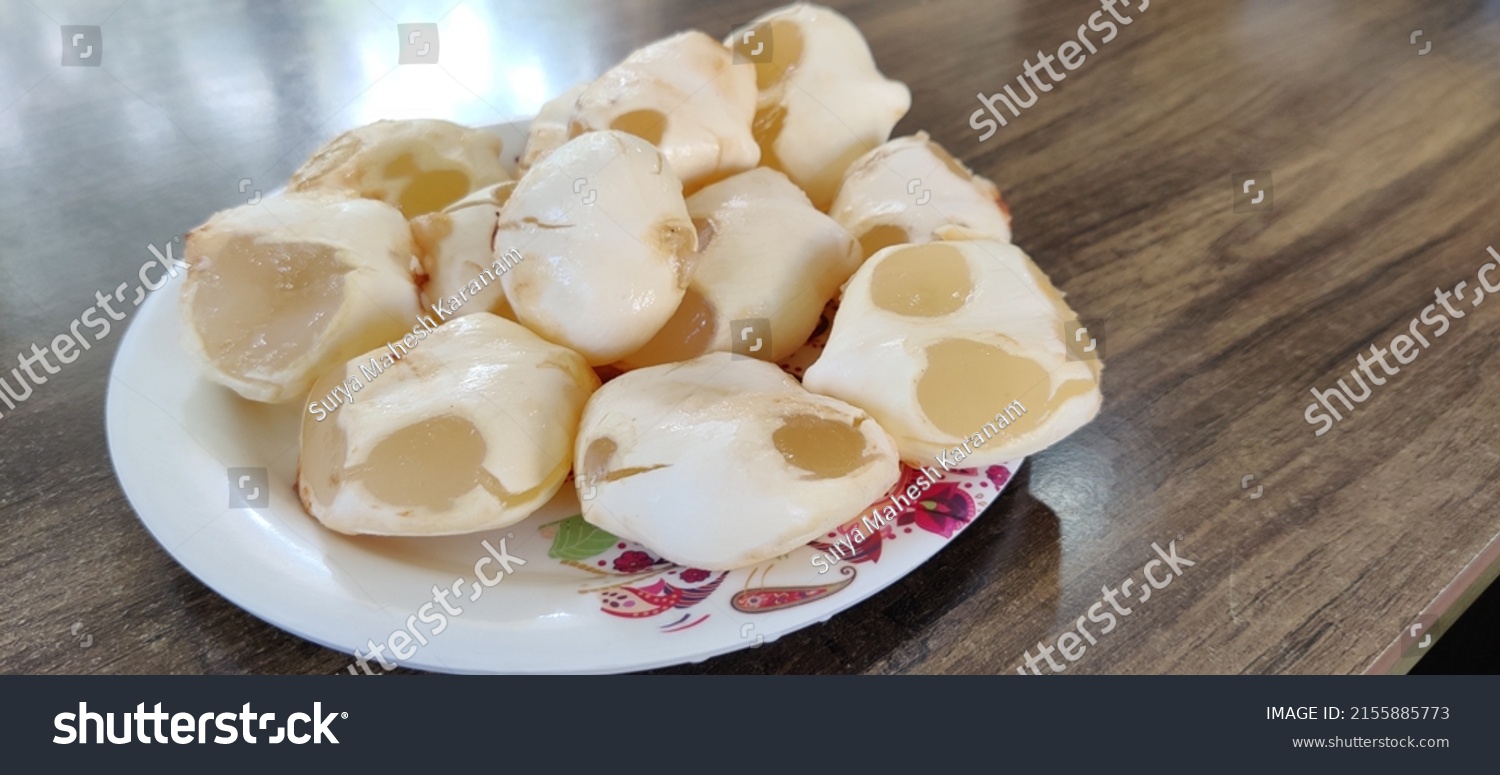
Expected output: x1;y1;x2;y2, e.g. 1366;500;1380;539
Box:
547;515;619;560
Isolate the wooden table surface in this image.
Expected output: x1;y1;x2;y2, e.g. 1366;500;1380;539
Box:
3;0;1498;675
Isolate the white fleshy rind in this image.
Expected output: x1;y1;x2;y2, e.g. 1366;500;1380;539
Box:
496;131;696;366
299;313;598;536
576;353;900;570
179;192;420;404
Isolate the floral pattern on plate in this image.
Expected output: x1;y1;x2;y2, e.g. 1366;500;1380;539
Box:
538;461;1015;631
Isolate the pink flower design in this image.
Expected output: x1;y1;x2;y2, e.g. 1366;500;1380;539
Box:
613;550;656;573
901;483;977;539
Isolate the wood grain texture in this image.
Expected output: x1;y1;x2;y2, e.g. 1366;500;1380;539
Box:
2;0;1498;675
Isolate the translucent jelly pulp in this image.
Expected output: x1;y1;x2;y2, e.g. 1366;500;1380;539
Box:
610;109;667;147
302;367;350;509
858;224;910;260
623;286;718;368
581;435;668;485
442;182;513;215
752;20;803;92
582;437;618;485
871;243;973;317
749;20;803;173
917;338;1055;440
383;152;472;218
191;235;344;379
771;413;870;479
694;216;717;256
348;415;489;511
400;170;471;218
339;414;565;514
751;103;788;173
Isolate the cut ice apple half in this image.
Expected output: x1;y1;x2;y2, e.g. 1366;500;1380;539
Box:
615;167;861;369
179;192;421;404
412;181;518;320
519;82;587;175
496;130;697;366
288;118;511;218
563;31;759;191
298;313;599;537
728;3;911;209
575;352;900;570
801;240;1102;466
830;132;1012;259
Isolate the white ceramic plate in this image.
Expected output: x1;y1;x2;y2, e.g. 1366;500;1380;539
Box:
104;124;1021;674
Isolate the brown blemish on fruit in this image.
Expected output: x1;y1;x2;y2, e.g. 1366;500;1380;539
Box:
654;219;698;288
995;192;1012;221
505;216;574;230
602;464;670;482
398;350;441;381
